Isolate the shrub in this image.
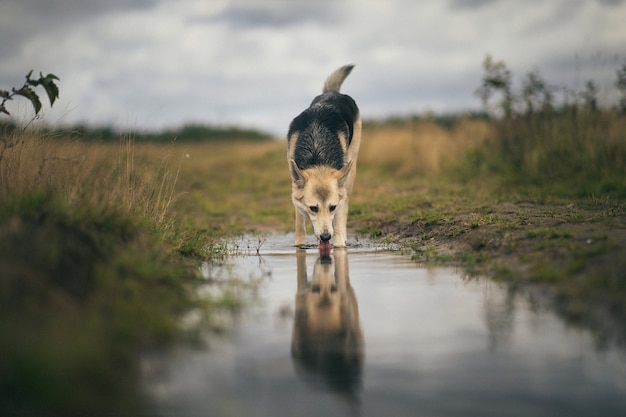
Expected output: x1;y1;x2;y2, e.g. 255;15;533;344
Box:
463;55;626;197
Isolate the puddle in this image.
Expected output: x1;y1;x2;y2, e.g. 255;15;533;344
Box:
143;234;626;417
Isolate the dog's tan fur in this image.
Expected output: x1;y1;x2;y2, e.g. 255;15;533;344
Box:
287;66;361;247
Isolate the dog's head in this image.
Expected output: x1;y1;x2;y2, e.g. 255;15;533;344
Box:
289;159;353;243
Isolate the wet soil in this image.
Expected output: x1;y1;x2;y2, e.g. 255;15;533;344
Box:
363;200;626;342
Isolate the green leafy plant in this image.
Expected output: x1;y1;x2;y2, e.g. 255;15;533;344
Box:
1;71;60;164
0;70;60;116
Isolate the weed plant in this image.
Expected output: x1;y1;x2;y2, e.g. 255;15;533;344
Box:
460;109;626;197
461;55;626;198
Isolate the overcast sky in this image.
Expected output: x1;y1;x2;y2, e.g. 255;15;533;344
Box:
1;0;625;135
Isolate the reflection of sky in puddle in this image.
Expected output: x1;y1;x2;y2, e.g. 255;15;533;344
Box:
144;234;626;417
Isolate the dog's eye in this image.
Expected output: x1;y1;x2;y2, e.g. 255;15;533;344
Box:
329;205;337;212
309;206;319;213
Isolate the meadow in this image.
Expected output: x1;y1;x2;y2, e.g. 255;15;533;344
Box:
2;111;626;414
0;128;241;415
2;58;626;414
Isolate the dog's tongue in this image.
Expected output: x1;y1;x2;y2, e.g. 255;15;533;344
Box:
318;240;332;256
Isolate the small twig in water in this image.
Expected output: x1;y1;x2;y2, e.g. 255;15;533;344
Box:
255;235;268;256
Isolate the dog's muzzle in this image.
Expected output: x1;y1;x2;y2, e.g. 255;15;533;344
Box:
320;232;332;242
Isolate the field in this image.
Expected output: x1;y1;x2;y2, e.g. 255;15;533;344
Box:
1;109;626;414
167;115;626;317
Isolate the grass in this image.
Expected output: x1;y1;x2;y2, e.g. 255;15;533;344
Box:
457;110;626;197
163;112;625;324
2;105;625;413
169;140;293;235
0;128;233;416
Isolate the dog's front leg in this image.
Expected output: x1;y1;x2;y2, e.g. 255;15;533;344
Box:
294;208;307;246
333;200;349;247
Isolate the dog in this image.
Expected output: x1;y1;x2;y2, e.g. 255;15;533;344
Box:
287;65;362;247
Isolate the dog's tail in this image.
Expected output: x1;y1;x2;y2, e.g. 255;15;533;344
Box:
322;64;355;93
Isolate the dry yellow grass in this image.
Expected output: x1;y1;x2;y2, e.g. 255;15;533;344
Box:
0;118;493;239
0;130;180;226
168;140;291;233
159;118;493;236
0;130;217;415
360;118;491;177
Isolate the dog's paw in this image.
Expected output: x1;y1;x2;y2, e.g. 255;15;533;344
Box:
333;239;347;248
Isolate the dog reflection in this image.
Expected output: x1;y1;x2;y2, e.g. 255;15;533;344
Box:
291;248;364;396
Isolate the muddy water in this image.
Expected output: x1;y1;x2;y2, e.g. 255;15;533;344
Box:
143;234;626;417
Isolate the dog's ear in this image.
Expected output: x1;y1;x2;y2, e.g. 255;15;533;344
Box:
289;159;307;189
336;159;354;188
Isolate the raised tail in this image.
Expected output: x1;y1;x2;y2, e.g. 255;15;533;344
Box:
322;64;355;93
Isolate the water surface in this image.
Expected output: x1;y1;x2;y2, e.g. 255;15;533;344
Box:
144;234;626;417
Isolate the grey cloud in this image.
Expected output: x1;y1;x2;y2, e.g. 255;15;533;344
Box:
520;2;583;37
199;1;343;28
1;0;623;133
597;0;624;6
448;0;497;10
14;0;158;17
0;0;158;59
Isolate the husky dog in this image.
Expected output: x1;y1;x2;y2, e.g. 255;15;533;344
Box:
287;65;361;247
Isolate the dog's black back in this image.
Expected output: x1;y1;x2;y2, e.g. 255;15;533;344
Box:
288;91;359;171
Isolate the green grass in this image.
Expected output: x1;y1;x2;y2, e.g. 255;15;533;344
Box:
0;130;233;415
456;110;626;198
1;104;625;413
0;197;203;416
